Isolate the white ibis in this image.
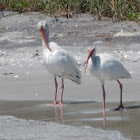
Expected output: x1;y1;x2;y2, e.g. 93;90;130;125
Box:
37;21;81;106
85;47;131;111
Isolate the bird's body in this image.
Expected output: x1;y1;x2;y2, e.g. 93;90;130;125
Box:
88;53;131;84
43;42;81;84
85;48;131;111
37;21;81;105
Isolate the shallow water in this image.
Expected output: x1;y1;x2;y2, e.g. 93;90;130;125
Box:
0;101;140;139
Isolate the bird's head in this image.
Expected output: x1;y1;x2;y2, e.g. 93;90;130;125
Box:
37;21;49;32
37;21;52;52
84;47;95;73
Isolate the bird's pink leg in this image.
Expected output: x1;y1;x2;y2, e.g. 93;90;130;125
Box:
52;77;58;105
102;85;106;112
115;80;124;110
59;79;64;106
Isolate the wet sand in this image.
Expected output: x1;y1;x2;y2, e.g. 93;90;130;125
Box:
0;66;139;102
0;68;140;139
0;11;140;139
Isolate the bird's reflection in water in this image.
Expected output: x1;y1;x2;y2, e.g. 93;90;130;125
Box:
51;102;139;130
54;106;65;124
102;108;126;128
102;110;106;127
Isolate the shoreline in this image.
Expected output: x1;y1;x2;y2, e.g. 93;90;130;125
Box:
0;100;140;139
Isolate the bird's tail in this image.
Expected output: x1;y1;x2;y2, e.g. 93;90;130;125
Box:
64;71;82;84
122;70;132;79
126;71;132;79
66;74;82;84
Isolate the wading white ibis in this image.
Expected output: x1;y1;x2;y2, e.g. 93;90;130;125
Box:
37;21;81;106
85;47;131;111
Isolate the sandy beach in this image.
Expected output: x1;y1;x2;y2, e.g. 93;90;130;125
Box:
0;11;140;139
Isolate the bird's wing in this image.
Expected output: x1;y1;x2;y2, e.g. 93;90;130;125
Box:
99;54;131;79
50;42;80;67
52;49;82;83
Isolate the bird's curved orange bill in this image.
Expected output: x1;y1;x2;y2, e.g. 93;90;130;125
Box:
40;27;52;52
84;50;94;73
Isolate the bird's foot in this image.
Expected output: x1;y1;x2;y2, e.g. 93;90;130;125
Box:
52;101;58;105
59;102;63;106
114;104;124;111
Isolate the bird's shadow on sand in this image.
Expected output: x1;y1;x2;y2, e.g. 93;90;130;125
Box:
44;101;96;107
110;105;140;112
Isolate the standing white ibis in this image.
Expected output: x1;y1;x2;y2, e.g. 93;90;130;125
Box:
85;47;131;111
37;21;81;106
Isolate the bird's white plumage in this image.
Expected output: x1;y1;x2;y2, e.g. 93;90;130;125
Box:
38;21;81;84
85;47;131;111
43;42;81;84
37;21;82;105
88;52;131;84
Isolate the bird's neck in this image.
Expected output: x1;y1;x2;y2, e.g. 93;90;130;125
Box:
91;54;96;61
45;30;50;43
90;54;97;67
